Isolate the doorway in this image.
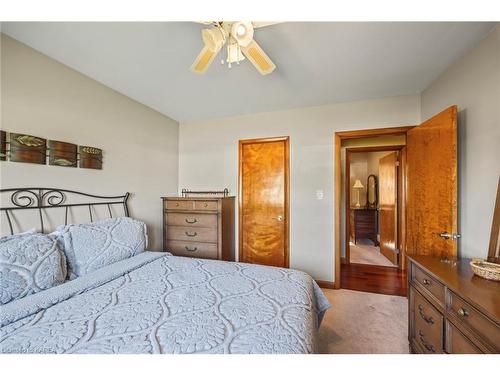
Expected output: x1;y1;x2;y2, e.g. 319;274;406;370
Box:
238;136;289;267
334;106;459;296
342;143;408;296
345;146;404;269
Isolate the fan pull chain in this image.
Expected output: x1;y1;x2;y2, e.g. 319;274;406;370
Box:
219;37;242;69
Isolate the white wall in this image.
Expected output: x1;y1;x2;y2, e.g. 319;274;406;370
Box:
421;25;500;259
0;34;180;249
179;96;421;281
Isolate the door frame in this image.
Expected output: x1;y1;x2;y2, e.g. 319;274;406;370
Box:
334;126;414;288
345;145;405;267
238;136;290;267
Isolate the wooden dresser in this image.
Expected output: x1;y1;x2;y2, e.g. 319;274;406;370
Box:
408;255;500;354
162;196;235;261
350;208;378;245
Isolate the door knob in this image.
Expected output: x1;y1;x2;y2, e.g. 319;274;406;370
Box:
438;232;461;240
274;215;284;222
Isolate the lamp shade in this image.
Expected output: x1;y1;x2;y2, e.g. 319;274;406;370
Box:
353;179;364;189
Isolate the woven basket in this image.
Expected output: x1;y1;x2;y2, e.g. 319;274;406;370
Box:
470;259;500;282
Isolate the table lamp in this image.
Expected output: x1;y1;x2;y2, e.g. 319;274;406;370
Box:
353;179;364;208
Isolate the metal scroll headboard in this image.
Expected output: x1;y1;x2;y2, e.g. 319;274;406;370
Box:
0;187;130;235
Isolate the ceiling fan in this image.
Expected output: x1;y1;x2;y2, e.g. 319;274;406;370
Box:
190;21;279;75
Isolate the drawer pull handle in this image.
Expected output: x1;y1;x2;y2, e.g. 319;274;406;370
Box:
185;231;197;237
457;307;469;318
185;218;198;224
418;330;435;353
185;246;197;252
175;203;179;207
417;304;435;325
422;278;431;286
204;203;208;207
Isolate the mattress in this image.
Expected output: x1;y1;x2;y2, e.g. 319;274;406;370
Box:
0;252;330;354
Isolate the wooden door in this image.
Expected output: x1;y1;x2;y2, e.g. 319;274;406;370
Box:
406;106;458;258
379;152;399;265
239;137;289;267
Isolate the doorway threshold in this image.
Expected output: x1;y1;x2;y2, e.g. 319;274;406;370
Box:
340;263;407;296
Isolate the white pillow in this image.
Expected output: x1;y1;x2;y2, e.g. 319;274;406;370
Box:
0;232;67;304
58;217;147;278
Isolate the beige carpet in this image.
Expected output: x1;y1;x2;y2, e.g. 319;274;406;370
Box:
318;289;409;353
350;239;396;267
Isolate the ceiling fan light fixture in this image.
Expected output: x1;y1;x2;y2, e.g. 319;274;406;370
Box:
191;21;277;75
231;22;254;47
236;24;247;36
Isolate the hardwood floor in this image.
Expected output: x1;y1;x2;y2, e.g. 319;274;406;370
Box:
340;263;407;296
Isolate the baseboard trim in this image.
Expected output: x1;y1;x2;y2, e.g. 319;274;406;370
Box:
315;279;335;289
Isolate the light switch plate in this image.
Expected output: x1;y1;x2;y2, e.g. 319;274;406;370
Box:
316;190;324;200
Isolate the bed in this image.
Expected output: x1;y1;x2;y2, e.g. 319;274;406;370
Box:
0;188;330;354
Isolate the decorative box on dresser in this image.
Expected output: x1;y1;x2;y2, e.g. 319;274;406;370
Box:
162;196;235;261
408;255;500;354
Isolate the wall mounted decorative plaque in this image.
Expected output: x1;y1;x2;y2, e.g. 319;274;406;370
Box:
0;130;6;161
48;140;77;167
9;133;47;164
79;146;102;169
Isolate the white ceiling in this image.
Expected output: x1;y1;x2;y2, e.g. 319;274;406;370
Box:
1;22;496;122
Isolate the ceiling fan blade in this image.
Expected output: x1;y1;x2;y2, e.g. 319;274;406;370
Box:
241;39;276;75
190;46;219;74
251;22;282;29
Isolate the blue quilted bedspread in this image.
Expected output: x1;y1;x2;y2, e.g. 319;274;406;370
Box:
0;252;330;354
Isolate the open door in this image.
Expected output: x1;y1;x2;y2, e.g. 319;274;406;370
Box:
406;106;458;258
379;152;399;265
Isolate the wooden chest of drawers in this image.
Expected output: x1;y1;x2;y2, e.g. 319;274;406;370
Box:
350;208;378;245
408;255;500;354
162;197;235;261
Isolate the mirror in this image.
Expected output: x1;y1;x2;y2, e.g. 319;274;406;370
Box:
487;177;500;263
366;174;378;209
